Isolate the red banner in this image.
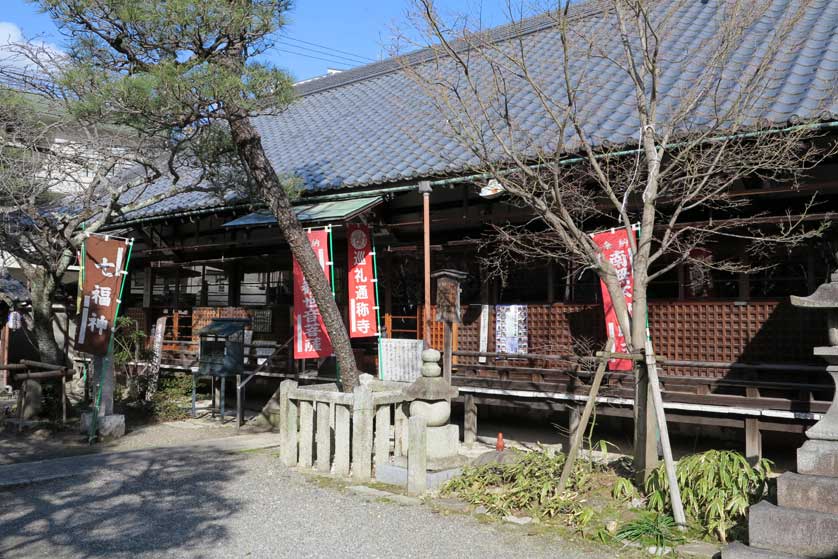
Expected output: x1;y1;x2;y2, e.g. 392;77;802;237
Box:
592;228;635;371
347;224;378;338
75;235;130;356
293;230;333;359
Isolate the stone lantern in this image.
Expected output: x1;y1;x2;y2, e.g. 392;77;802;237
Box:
404;348;459;462
790;278;838;458
724;273;838;557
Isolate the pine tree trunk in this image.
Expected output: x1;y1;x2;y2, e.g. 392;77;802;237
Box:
227;115;360;389
28;269;63;366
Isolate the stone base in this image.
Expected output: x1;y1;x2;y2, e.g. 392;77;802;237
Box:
778;472;838;515
797;439;838;476
375;461;463;491
427;424;459;460
722;542;802;559
747;501;838;558
80;412;125;440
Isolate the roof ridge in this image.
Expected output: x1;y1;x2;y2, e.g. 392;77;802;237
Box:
292;0;609;98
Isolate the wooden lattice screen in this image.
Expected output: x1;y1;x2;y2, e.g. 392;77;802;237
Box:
429;300;826;377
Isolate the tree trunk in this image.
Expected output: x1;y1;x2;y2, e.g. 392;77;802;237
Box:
227;115;360;389
28;269;63;366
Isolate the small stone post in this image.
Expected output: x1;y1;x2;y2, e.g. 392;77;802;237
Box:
279;379;298;466
351;384;374;481
316;401;331;473
333;404;351;476
408;415;428;496
298;400;314;468
464;394;477;446
374;404;391;468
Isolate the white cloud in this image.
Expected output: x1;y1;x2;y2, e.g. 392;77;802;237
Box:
0;21;63;73
0;21;24;44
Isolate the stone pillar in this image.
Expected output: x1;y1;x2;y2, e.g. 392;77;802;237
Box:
408;415;428;496
464;394;477;446
316;401;331;473
351;385;374;481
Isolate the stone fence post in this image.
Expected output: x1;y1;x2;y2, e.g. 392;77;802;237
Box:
351;384;374;481
407;415;428;496
279;379;298;466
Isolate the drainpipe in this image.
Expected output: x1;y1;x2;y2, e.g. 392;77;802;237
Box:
419;180;433;347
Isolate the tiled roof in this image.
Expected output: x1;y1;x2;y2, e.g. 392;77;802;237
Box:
124;0;838;221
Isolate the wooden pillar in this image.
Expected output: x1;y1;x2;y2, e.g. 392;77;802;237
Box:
568;405;581;441
228;263;241;307
745;381;762;461
419;180;432;347
199;265;208;306
547;261;555;303
0;322;8;390
634;362;658;482
442;320;453;384
173;269;181;311
383;252;393;337
142;267;153;308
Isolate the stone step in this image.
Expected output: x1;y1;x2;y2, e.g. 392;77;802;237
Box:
748;501;838;558
722;542;803;559
778;472;838;515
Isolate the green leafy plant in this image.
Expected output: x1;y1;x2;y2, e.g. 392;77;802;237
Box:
612;476;640;502
645;450;772;542
616;512;686;550
441;447;605;522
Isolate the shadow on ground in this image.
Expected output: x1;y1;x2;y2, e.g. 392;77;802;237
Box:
0;447;246;558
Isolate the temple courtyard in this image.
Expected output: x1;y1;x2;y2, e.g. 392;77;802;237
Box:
0;434;618;559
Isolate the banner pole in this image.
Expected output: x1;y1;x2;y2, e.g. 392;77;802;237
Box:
371;235;383;380
88;238;134;444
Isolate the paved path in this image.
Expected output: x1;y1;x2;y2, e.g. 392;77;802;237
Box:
0;442;610;559
0;432;280;489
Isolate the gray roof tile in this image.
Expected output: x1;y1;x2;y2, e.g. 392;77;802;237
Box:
124;0;838;222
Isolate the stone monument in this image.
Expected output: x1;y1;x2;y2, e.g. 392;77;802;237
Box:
404;348;460;462
724;275;838;558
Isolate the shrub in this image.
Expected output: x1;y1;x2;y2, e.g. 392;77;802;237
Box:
441;447;603;522
645;450;772;542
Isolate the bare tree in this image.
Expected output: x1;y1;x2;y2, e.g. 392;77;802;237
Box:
404;0;837;474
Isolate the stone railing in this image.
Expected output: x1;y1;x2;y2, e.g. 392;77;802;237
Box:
277;377;412;481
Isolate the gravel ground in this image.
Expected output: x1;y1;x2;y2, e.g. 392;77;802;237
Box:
0;412;245;465
0;448;613;559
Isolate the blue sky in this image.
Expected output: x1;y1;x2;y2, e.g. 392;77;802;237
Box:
2;0;535;81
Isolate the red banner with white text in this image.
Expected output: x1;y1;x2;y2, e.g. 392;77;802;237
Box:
75;235;131;356
592;228;636;371
293;230;333;359
347;224;378;338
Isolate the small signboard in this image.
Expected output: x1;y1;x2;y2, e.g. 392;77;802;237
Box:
379;338;424;382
